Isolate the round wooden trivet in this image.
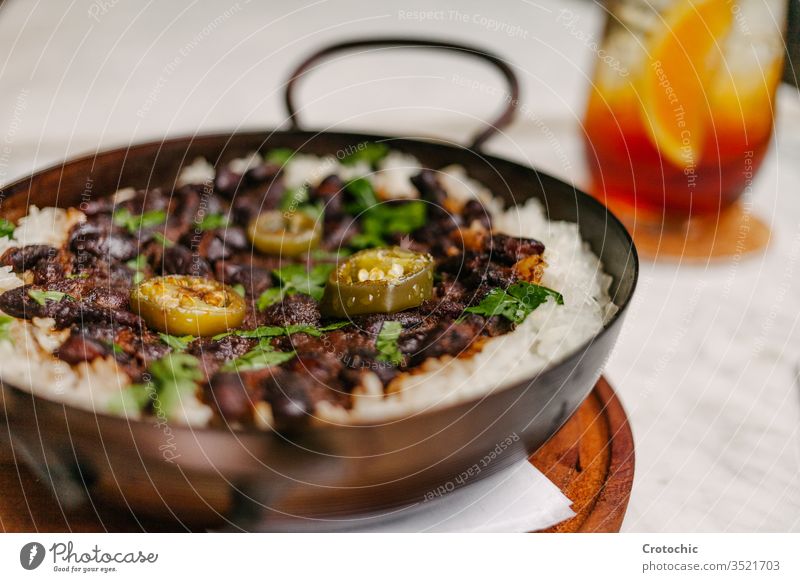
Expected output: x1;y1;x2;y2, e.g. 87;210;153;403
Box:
0;377;634;532
530;376;635;532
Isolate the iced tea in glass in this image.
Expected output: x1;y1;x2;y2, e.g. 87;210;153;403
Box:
583;0;786;227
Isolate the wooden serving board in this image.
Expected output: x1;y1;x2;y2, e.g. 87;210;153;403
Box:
530;377;635;532
0;377;634;532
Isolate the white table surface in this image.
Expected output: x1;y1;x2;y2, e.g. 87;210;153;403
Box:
0;0;798;532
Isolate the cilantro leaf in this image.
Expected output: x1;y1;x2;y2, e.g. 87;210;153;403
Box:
107;382;154;417
278;186;309;211
216;321;349;341
197;213;228;231
377;202;427;233
344;178;380;215
318;321;351;332
265;148;294;166
464;282;563;324
232;283;245;297
376;321;403;365
341;142;389;167
152;232;174;248
272;263;334;302
310;248;352;261
113;208;166;234
344;178;426;249
158;333;195;352
216;325;285;340
109;353;200;416
126;255;148;284
349;201;427;249
509;282;564;310
28;290;73;306
0;218;15;239
125;255;147;270
147;353;203;418
221;339;295;372
256;287;287;311
0;314;15;343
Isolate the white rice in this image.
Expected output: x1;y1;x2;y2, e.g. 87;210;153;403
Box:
325;196;615;422
0;152;615;427
372;152;423;200
176;157;215;187
281;153;371;190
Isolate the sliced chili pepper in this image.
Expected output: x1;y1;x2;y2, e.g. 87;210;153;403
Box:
247;210;321;257
320;247;434;317
131;275;245;337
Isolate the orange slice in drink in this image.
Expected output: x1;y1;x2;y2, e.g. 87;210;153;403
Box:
639;0;734;168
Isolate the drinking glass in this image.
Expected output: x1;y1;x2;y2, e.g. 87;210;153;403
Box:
583;0;786;257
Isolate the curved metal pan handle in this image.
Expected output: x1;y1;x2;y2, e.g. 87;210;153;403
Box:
283;37;520;151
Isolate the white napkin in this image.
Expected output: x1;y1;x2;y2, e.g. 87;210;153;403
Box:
347;461;575;533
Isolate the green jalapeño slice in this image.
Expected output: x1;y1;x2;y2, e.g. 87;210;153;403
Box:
248;210;322;257
131;275;245;336
320;247;434;317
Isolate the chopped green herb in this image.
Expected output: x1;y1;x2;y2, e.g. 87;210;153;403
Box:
152;232;174;248
147;353;203;419
215;321;349;341
256;287;286;311
349;201;427;249
310;248;352;261
126;255;148;285
66;273;89;280
113;208;166;234
269;263;335;302
28;290;73;306
111;342;125;355
0;218;15;239
107;382;154;416
344;178;380;215
341;142;389;167
158;332;195;351
344;179;426;249
265;148;294;166
215;326;283;340
301;200;325;220
232;283;246;297
107;354;199;417
221;339;295;372
278;186;309;211
0;314;15;343
197;212;228;231
256;263;334;312
376;321;403;365
318;321;351;332
464;282;563;324
126;255;146;272
126;255;147;270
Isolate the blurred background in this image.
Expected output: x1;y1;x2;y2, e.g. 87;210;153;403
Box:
0;0;798;532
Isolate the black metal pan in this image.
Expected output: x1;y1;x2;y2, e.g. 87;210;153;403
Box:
0;38;638;531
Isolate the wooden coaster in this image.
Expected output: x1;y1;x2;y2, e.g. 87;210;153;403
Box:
0;377;634;532
604;199;771;261
530;377;634;532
